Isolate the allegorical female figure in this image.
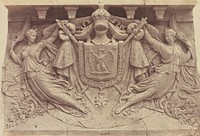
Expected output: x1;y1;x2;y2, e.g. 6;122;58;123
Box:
115;27;196;114
9;27;88;116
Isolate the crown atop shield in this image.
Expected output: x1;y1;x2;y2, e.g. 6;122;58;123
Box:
92;3;110;22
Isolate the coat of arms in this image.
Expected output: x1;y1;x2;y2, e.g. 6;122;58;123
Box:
78;42;124;89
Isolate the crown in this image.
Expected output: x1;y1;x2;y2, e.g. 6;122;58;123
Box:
92;3;110;29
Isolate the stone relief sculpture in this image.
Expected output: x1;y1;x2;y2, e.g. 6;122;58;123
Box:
115;23;199;114
9;20;88;116
3;3;200;133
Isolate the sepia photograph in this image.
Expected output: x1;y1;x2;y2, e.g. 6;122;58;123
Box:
1;0;200;135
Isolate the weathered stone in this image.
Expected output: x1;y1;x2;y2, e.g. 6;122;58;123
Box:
1;1;200;136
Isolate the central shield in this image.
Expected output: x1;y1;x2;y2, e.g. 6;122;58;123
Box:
84;44;118;81
78;42;124;90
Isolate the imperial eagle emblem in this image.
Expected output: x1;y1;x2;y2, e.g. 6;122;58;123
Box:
89;49;113;74
82;43;119;82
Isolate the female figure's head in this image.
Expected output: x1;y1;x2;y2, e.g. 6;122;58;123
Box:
164;28;176;44
25;29;37;44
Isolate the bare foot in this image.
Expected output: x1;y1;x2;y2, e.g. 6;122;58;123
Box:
121;93;135;101
78;105;88;114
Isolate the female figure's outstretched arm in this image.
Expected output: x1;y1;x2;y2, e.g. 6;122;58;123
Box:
46;26;59;43
57;20;80;46
62;27;80;46
144;27;173;61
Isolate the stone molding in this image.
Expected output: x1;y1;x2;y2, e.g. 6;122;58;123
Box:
153;6;167;20
64;6;79;19
123;6;138;19
35;6;49;19
6;6;194;22
2;0;196;6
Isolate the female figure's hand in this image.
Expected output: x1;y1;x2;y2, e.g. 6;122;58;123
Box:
42;61;49;67
10;39;17;49
133;29;144;41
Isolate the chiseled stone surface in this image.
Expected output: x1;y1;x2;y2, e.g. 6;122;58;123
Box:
2;0;200;136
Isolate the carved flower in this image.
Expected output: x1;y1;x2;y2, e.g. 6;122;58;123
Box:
164;97;199;127
6;96;46;128
94;93;108;108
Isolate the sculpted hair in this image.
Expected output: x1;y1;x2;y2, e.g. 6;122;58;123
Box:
164;28;176;37
25;29;37;38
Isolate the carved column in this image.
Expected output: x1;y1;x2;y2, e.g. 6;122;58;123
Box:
64;6;79;19
123;6;138;19
35;6;49;20
153;6;167;20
